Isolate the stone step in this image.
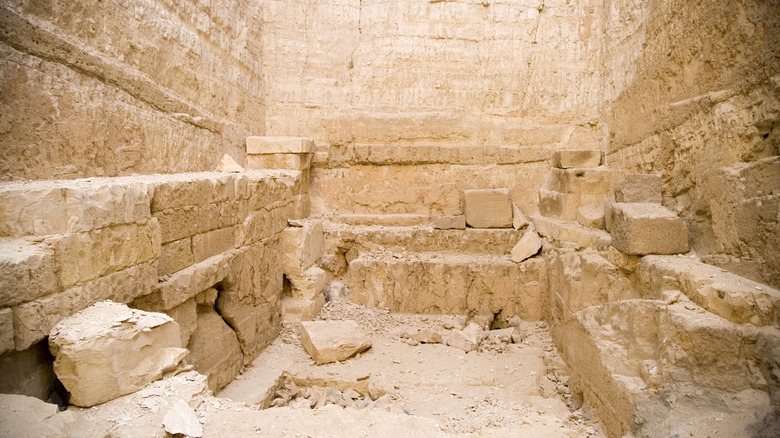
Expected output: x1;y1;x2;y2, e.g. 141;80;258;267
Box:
323;220;523;256
345;251;545;320
531;215;611;250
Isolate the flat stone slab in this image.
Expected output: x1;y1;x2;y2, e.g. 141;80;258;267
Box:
609;203;689;255
464;189;513;228
300;320;372;365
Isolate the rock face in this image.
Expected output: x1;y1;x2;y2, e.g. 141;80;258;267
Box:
299;320;372;365
613;174;662;204
48;302;188;407
464;189;513;228
608;203;690;255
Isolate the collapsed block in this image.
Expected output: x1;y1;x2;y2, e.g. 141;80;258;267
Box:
609;203;689;255
511;230;542;263
187;307;243;392
281;221;324;276
464;189;513;228
288;266;328;300
552;150;601;169
281;294;325;322
433;215;466;230
299;320;372;365
48;302;188;407
614;174;663;203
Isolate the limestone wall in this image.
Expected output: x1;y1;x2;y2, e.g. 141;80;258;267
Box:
603;0;780;287
0;170;306;396
262;0;606;147
0;0;264;181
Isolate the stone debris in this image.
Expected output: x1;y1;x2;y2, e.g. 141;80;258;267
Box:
463;188;514;228
413;327;443;344
445;322;488;352
48;301;188;407
613;174;663;204
215;153;244;172
432;215;466;230
552;150;602;169
163;399;204;438
323;280;350;302
510;230;543;263
608;203;689;255
512;204;530;230
368;375;397;400
0;393;110;438
299;320;372;364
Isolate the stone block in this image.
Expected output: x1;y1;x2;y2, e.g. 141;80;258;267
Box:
246;153;313;170
49;220;161;289
609;203;689;255
299;320;372;365
512;204;530;230
0;239;60;307
288;266;329;300
0;393;111;437
186;308;243;392
281;294;325;322
216;288;280;364
577;202;605;229
614;174;663;204
552;150;601;169
433;215;466;230
151;177;215;212
13;262;157;350
531;215;612;250
246;137;315;154
0;308;14;355
165;298;197;347
543;168;611;194
511;230;542;263
48;302;187;407
464;188;513;228
539;190;606;221
192;226;236;263
606;246;642;272
158;238;194;276
155;206;199;243
281;221;324;276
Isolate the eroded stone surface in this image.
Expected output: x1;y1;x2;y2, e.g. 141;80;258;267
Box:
464;189;513;229
609;203;689;255
299;320;372;365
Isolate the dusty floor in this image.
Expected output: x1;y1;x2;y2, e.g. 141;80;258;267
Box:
218;301;606;437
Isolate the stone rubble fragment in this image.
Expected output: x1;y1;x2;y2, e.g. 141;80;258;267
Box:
512;204;530;230
162;399;203;438
510;230;543;263
445;322;487;352
299;320;372;364
215;153;244;172
48;301;188;407
324;280;350;302
368;375;396;400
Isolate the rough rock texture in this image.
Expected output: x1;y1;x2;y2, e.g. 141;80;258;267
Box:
299;320;372;365
187;306;243;392
613;174;662;204
0;393;110;438
552;150;601;169
48;302;188;407
577;202;605;229
510;230;542;263
608;203;690;255
281;220;324;276
464;188;514;229
432;215;466;230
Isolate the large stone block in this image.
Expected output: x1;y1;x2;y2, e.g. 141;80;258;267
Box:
187;307;243;392
13;262;157;350
0;308;14;355
288;266;328;300
614;174;663;203
299;320;372;365
539;189;606;221
609;203;689;255
246;153;313;170
48;302;187;407
577;202;605;229
158;238;195;276
192;226;237;263
432;215;466;230
552;150;601;169
0;239;60;307
532;215;612;250
154;206;199;243
464;188;513;228
543;168;611;195
281;220;324;276
246;137;315;154
281;294;325;322
150;177;215;213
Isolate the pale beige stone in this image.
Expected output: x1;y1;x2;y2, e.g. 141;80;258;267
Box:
155;206;199;243
510;230;542;263
544;168;611;195
246;137;315;154
0;238;60;307
368;375;396;400
281;220;324;276
48;302;187;407
432;215;466;230
163;399;203;438
552;150;601;169
0;308;14;355
216;289;280;364
464;189;513;228
532;215;612;250
151;177;216;212
414;328;443;344
614;174;663;204
606;246;642;272
165;298;197;347
192;226;236;263
539;190;607;221
0;393;110;438
216;153;244;173
159;238;195;276
246;153;313;170
609;203;689;255
299;320;372;365
577;202;605;229
288;266;328;300
512;204;530;230
282;294;325;322
187;308;243;392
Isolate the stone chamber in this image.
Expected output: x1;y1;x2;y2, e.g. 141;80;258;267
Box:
0;0;779;437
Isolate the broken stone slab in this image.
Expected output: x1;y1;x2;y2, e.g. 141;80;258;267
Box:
552;150;602;169
432;215;466;230
577;202;605;229
614;174;663;204
187;307;243;392
511;230;542;263
445;322;487;352
512;204;530;230
607;246;642;272
288;265;328;300
163;399;203;438
281;220;324;276
463;188;513;228
609;203;690;255
48;301;188;407
281;294;325;322
414;328;443;344
486;328;517;344
215;154;244;173
246;136;315;154
299;320;372;365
